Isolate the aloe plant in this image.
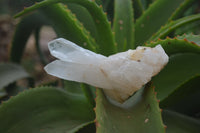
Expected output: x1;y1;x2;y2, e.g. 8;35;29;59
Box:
0;0;200;132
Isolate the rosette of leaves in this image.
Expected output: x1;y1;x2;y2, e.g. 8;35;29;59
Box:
0;0;200;132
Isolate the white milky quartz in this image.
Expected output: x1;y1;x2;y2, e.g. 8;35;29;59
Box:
44;38;169;103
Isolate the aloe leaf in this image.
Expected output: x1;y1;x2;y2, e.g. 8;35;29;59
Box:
174;20;200;35
0;63;29;90
64;80;83;94
103;0;114;21
59;0;116;55
64;81;96;109
10;13;49;63
169;0;197;21
94;0;102;5
96;83;165;133
64;80;96;109
15;0;116;55
135;0;184;46
133;0;144;20
145;36;200;112
162;110;200;133
76;121;96;133
81;84;96;108
177;33;200;45
140;0;156;10
0;86;95;133
102;0;112;10
161;75;200;116
14;1;97;52
0;0;34;15
149;14;200;41
113;0;134;51
152;53;200;103
67;3;98;40
40;4;97;52
146;37;200;56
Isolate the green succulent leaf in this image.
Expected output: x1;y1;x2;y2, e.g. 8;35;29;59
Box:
135;0;184;46
147;36;200;115
61;0;116;55
40;3;97;52
152;53;200;105
140;0;156;10
101;0;112;11
177;33;200;45
10;13;49;63
67;3;98;40
64;80;83;94
0;86;95;133
96;83;165;133
81;84;96;109
149;14;200;41
76;121;96;133
63;81;96;108
133;0;144;20
161;75;200;116
175;20;200;35
62;0;116;55
162;110;200;133
15;0;116;55
0;63;29;90
113;0;134;51
94;0;102;6
101;0;114;21
169;0;197;21
146;37;200;56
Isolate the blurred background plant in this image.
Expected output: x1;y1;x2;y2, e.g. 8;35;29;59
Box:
0;0;200;132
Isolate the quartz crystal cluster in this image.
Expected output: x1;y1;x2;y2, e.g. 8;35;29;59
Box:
45;38;169;103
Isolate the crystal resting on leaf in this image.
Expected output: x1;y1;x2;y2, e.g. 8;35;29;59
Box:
44;38;169;103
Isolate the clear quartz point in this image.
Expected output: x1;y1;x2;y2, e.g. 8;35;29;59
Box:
45;38;169;103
